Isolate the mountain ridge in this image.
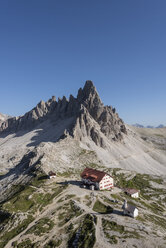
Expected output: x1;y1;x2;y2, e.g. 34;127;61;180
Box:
133;123;165;128
0;81;127;144
0;81;166;183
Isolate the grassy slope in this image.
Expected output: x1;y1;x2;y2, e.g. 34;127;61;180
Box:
0;168;166;248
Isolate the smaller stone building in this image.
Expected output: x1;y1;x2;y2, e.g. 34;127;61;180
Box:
122;200;138;218
48;171;56;179
124;188;139;198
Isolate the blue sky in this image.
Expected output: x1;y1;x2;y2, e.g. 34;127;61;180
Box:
0;0;166;126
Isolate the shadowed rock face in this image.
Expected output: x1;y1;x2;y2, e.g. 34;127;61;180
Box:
0;81;127;144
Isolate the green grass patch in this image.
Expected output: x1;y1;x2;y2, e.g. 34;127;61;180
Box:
30;172;48;187
0;215;34;248
146;214;166;230
66;223;74;232
44;239;62;248
58;200;83;227
140;200;165;215
111;194;123;201
84;195;92;207
102;219;125;234
107;234;118;244
85;163;99;169
150;177;164;184
33;186;66;211
26;217;54;236
79;149;94;156
154;134;164;138
57;194;75;203
102;196;113;205
12;239;39;248
112;168;122;176
102;218;141;240
136;215;146;222
3;186;35;213
116;173;150;190
57;170;73;178
113;172;165;199
3;184;66;214
68;214;96;248
93;200;113;214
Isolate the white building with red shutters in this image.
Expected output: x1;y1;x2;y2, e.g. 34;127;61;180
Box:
99;173;114;190
81;168;114;190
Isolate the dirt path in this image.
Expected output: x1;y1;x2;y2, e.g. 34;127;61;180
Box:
95;216;110;248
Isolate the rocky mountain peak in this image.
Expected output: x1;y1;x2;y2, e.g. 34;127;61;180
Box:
82;80;96;95
77;80;102;105
0;81;127;143
77;80;103;120
37;100;46;110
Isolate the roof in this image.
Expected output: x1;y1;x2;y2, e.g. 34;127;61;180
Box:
48;171;56;176
124;188;139;195
125;204;138;213
80;168;111;183
122;201;137;213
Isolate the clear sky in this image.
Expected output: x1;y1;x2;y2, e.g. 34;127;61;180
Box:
0;0;166;126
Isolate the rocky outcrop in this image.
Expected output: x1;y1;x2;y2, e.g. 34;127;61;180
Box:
0;149;44;203
77;81;127;139
73;81;127;144
0;81;127;145
0;113;10;123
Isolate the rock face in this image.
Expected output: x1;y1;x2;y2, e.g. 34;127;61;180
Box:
0;81;127;145
0;113;10;123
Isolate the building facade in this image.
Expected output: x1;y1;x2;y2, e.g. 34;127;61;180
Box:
99;174;114;190
122;200;138;218
81;168;114;190
124;188;139;198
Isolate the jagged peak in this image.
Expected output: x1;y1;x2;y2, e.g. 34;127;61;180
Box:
83;80;95;91
51;96;56;101
77;80;102;106
69;94;75;102
77;80;96;98
37;100;45;108
0;81;127;141
62;96;68;102
47;96;56;105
